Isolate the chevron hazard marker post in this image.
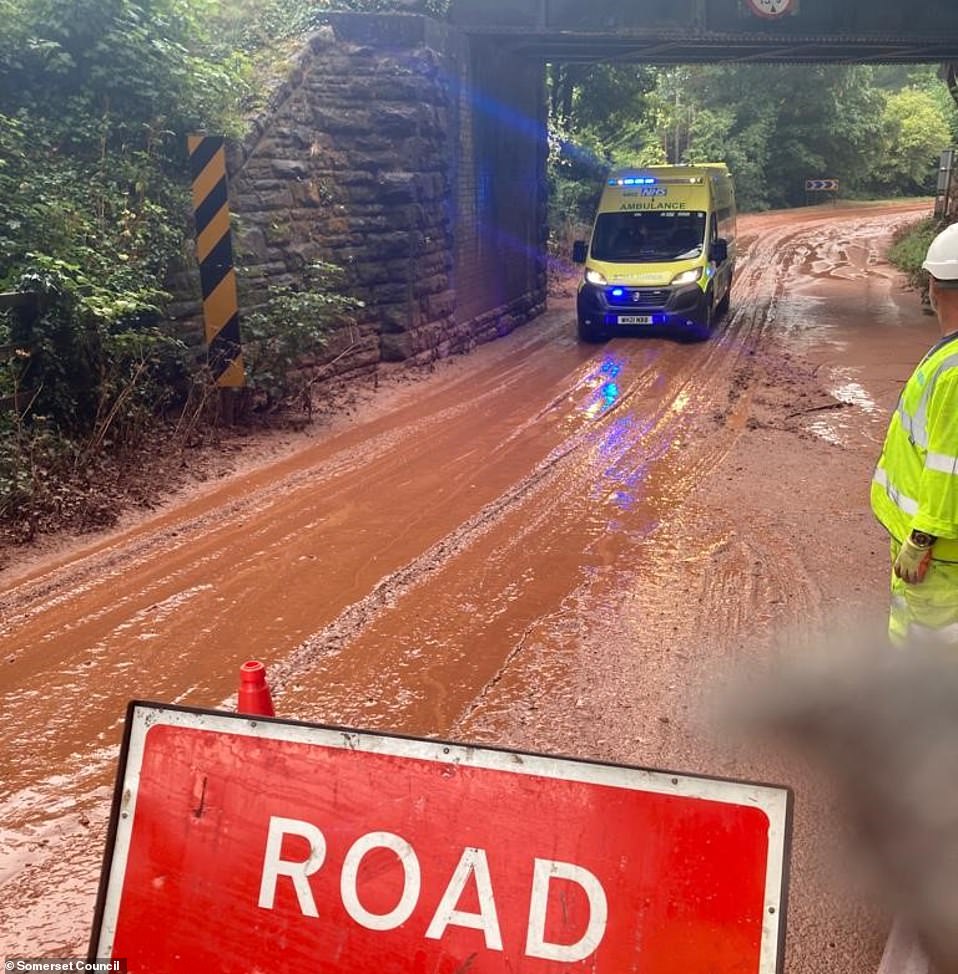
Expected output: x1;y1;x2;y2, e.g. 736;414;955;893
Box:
804;179;839;191
804;177;839;206
189;134;245;390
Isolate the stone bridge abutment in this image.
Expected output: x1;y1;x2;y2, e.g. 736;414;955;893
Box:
220;13;548;377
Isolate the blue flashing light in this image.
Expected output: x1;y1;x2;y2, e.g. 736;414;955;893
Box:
613;176;659;187
652;313;668;325
611;287;624;297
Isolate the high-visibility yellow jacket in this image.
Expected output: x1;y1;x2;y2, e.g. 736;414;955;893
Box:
872;331;958;561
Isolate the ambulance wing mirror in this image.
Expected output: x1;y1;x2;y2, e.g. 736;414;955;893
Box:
710;238;728;263
572;240;588;264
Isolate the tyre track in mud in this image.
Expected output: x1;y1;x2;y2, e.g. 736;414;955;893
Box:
274;267;808;734
0;277;766;953
274;215;831;733
444;204;931;974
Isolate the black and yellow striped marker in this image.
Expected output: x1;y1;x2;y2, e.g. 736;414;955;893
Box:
189;135;245;387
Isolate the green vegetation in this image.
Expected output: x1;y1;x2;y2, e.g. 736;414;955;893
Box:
549;63;958;250
888;216;948;290
0;0;409;540
0;0;243;539
242;262;364;411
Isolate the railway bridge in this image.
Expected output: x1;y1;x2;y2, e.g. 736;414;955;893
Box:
205;0;958;372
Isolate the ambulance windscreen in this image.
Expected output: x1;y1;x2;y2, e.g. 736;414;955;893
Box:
591;211;707;263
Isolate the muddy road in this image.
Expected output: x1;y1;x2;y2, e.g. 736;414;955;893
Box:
0;200;937;970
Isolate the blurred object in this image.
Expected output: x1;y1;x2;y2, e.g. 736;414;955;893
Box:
716;634;958;973
878;918;931;974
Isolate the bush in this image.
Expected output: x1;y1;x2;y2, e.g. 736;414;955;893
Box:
0;411;81;542
888;216;948;289
241;261;364;411
6;266;191;442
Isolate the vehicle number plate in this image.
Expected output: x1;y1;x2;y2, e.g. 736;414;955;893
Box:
617;315;652;325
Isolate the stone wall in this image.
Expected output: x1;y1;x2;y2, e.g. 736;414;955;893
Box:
172;13;547;381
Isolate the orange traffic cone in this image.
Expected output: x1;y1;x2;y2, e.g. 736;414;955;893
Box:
237;660;275;716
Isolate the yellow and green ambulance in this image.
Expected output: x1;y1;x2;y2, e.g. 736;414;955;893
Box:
572;164;737;342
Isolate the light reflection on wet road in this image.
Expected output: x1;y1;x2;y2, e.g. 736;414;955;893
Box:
0;200;934;967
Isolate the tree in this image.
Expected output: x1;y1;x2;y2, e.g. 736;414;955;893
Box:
548;63;659;173
545;63;659;246
676;65;886;209
874;88;953;194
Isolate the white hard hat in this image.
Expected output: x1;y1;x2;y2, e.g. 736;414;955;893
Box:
922;222;958;281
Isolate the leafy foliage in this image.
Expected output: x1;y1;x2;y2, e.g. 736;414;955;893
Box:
547;64;659;252
6;267;190;438
550;64;958;214
0;410;83;542
0;0;381;539
888;216;947;289
241;262;364;411
205;0;449;66
875;89;953;194
0;0;249;505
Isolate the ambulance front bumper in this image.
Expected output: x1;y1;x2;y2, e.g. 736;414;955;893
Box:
576;282;708;330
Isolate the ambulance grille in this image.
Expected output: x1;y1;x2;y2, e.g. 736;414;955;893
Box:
628;288;670;307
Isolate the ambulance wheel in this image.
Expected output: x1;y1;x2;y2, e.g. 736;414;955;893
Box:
688;293;715;342
717;287;731;317
577;319;606;343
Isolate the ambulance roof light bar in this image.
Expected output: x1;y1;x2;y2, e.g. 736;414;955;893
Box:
608;176;705;186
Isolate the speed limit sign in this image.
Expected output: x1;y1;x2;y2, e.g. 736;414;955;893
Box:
745;0;795;18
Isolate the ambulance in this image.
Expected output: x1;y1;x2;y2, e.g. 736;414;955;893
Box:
572;164;736;342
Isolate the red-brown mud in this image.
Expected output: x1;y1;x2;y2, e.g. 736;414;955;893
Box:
0;200;936;971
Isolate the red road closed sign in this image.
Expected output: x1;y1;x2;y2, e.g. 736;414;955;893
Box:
90;704;791;973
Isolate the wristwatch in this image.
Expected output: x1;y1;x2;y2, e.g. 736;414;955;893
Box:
910;530;937;548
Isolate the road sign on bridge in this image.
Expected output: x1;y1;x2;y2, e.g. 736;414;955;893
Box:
744;0;797;19
90;703;792;973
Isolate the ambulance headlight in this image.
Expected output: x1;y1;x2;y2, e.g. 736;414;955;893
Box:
670;267;703;286
585;269;608;286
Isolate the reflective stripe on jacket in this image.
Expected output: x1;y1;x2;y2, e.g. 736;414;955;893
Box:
871;332;958;561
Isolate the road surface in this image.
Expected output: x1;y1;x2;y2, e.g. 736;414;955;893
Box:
0;199;936;970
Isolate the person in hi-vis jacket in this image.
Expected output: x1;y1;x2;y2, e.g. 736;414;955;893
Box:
871;222;958;644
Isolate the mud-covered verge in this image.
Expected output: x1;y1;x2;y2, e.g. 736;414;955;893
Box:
0;362;432;577
1;424;246;552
